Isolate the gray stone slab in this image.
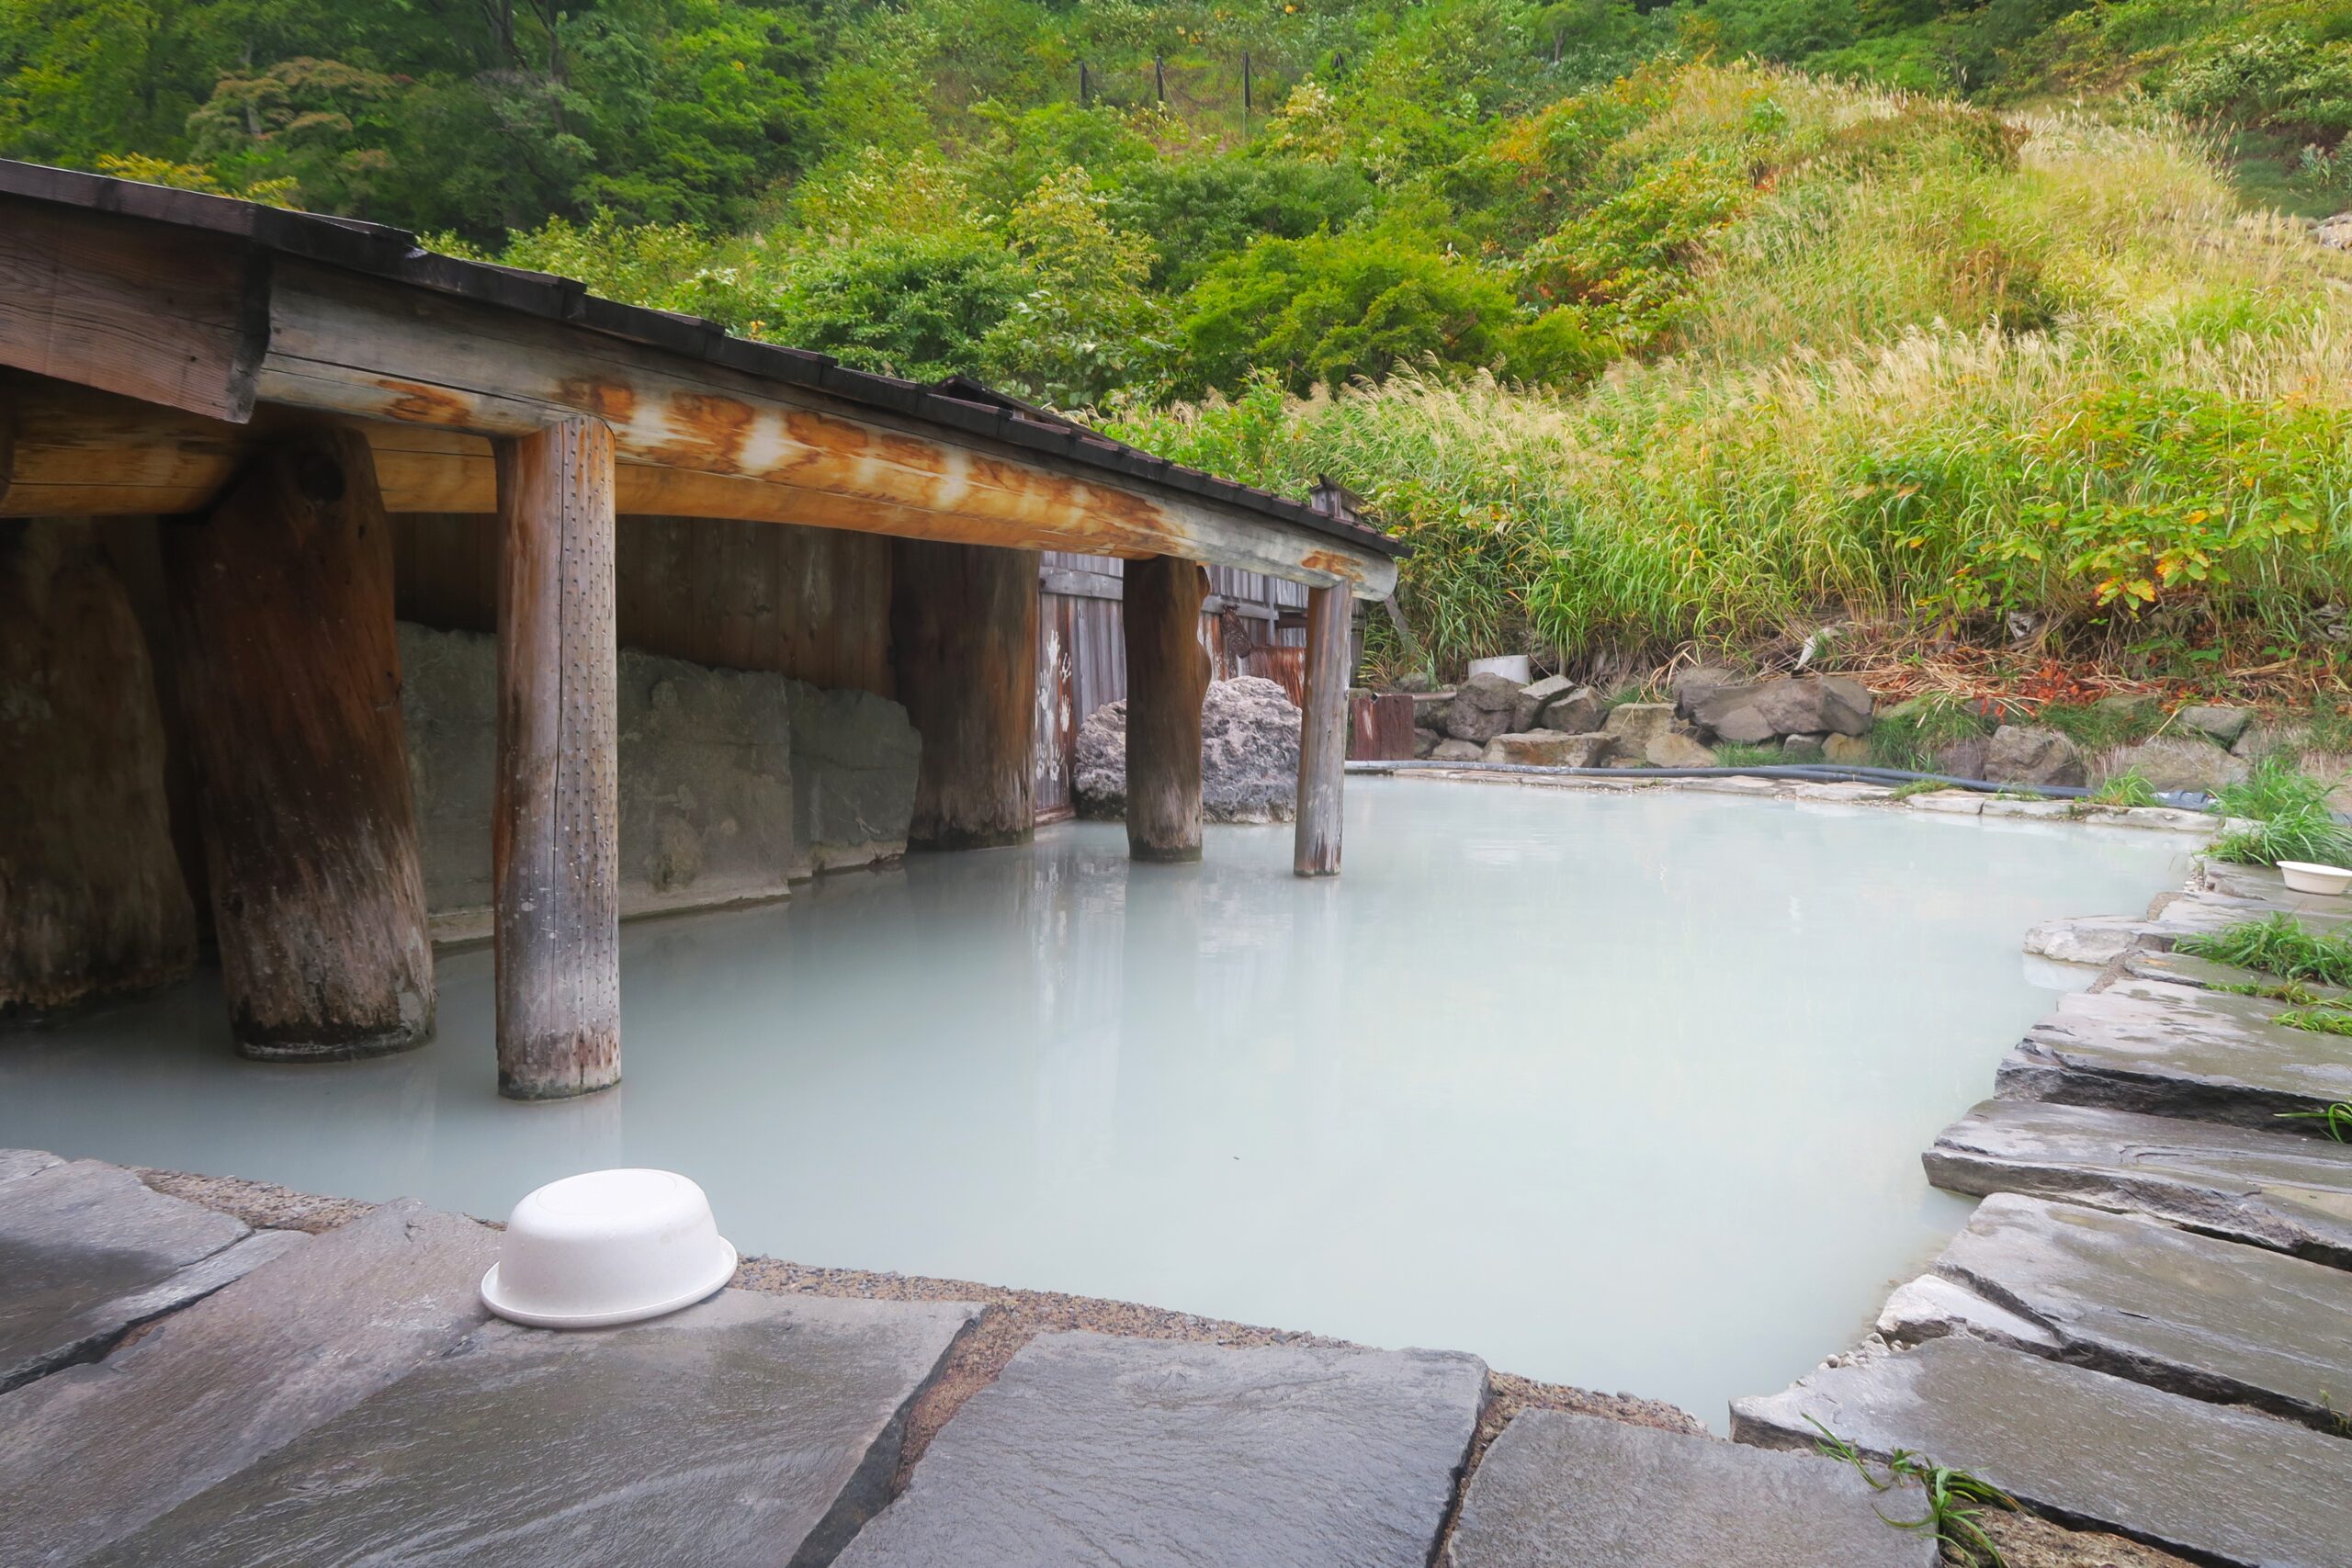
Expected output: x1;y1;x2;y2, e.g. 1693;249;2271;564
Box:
1875;1273;2057;1354
1924;1099;2352;1267
0;1147;63;1185
1445;1409;1937;1568
1923;1192;2352;1432
0;1199;496;1566
2118;946;2351;1003
836;1331;1487;1568
1997;980;2352;1131
0;1159;253;1392
1730;1337;2352;1568
91;1289;976;1568
2199;861;2352;916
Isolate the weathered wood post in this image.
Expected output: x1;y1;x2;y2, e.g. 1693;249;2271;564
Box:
1123;555;1210;862
890;539;1039;849
1294;584;1351;877
162;429;434;1056
2;520;198;1014
493;415;620;1100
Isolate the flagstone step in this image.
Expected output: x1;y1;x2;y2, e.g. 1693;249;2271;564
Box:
0;1157;290;1393
1924;1099;2352;1267
1996;979;2352;1132
1731;1337;2352;1568
833;1331;1488;1568
1444;1408;1936;1568
0;1199;496;1566
89;1289;977;1568
1890;1192;2352;1433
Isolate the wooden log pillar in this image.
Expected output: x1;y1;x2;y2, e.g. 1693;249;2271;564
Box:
2;520;198;1015
162;430;434;1057
493;415;621;1100
1122;555;1210;863
889;539;1039;849
1294;585;1351;877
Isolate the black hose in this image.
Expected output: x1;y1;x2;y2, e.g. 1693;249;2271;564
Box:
1344;758;2216;812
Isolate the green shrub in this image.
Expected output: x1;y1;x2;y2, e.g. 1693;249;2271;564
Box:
1869;694;1996;772
2209;755;2352;865
2087;769;2164;807
2176;913;2352;987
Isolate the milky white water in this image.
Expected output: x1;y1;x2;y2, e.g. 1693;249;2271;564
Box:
0;781;2188;1426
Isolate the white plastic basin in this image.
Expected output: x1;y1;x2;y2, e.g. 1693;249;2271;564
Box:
2278;861;2352;897
480;1168;737;1328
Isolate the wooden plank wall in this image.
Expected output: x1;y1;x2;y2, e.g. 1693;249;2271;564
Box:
392;513;893;697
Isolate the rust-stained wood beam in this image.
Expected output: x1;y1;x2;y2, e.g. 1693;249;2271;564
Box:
1294;584;1351;878
891;539;1039;850
162;428;435;1055
0;377;1395;592
0;199;269;423
253;261;1395;594
1123;556;1210;863
493;414;621;1100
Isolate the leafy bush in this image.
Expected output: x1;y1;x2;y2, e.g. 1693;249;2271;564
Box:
2208;756;2352;865
2177;914;2352;985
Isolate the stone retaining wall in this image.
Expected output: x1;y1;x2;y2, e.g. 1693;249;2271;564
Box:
399;624;918;935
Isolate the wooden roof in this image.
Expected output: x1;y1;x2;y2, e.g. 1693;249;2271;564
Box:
0;159;1400;593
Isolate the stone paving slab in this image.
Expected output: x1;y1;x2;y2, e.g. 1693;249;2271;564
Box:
1924;1099;2352;1267
1730;1337;2352;1568
1997;979;2352;1130
0;1198;496;1566
834;1331;1488;1568
0;1146;64;1185
2198;861;2352;916
0;1158;260;1393
1920;1193;2352;1431
1445;1408;1937;1568
2118;947;2351;1003
92;1289;977;1568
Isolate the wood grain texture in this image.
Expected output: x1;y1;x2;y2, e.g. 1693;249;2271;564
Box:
254;260;1394;593
163;431;434;1055
1122;556;1210;863
493;415;621;1100
0;199;268;423
891;539;1038;850
394;511;893;698
1294;585;1351;878
1350;691;1416;761
0;520;197;1012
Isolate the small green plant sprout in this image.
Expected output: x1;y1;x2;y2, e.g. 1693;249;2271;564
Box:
2085;770;2161;808
1889;778;1951;802
2277;1010;2352;1041
1809;1417;2016;1568
2276;1100;2352;1140
2175;915;2352;988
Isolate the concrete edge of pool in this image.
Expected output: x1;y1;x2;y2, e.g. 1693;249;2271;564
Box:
9;802;2346;1568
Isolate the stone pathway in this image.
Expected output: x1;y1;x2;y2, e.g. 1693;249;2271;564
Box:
1733;856;2352;1568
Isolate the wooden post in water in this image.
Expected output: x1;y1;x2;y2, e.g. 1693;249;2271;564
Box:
890;539;1039;849
162;429;434;1057
493;415;620;1100
1294;583;1351;877
1123;555;1210;862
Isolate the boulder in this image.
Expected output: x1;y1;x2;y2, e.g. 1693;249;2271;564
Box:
1074;677;1302;823
1393;671;1435;694
1691;675;1871;743
1934;736;1990;780
2093;737;2245;796
2229;722;2301;760
2094;692;2160;722
1985;724;2086;787
1780;733;1826;761
1442;672;1524;743
1430;739;1484;762
1823;734;1871;765
1538;687;1604;736
1512;674;1576;733
1599;702;1676;757
1669;664;1738;718
1409;691;1455;734
1484;731;1611;767
1411;727;1440;759
2177;705;2251;747
1645;732;1716;769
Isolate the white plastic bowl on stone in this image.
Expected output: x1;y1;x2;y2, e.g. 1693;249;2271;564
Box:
480;1168;737;1329
2278;861;2352;897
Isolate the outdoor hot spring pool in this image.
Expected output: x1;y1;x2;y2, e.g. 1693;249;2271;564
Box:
0;781;2188;1426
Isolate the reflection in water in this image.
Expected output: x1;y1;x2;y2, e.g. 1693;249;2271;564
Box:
0;782;2185;1427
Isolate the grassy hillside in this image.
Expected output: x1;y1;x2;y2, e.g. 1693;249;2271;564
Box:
6;0;2348;694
